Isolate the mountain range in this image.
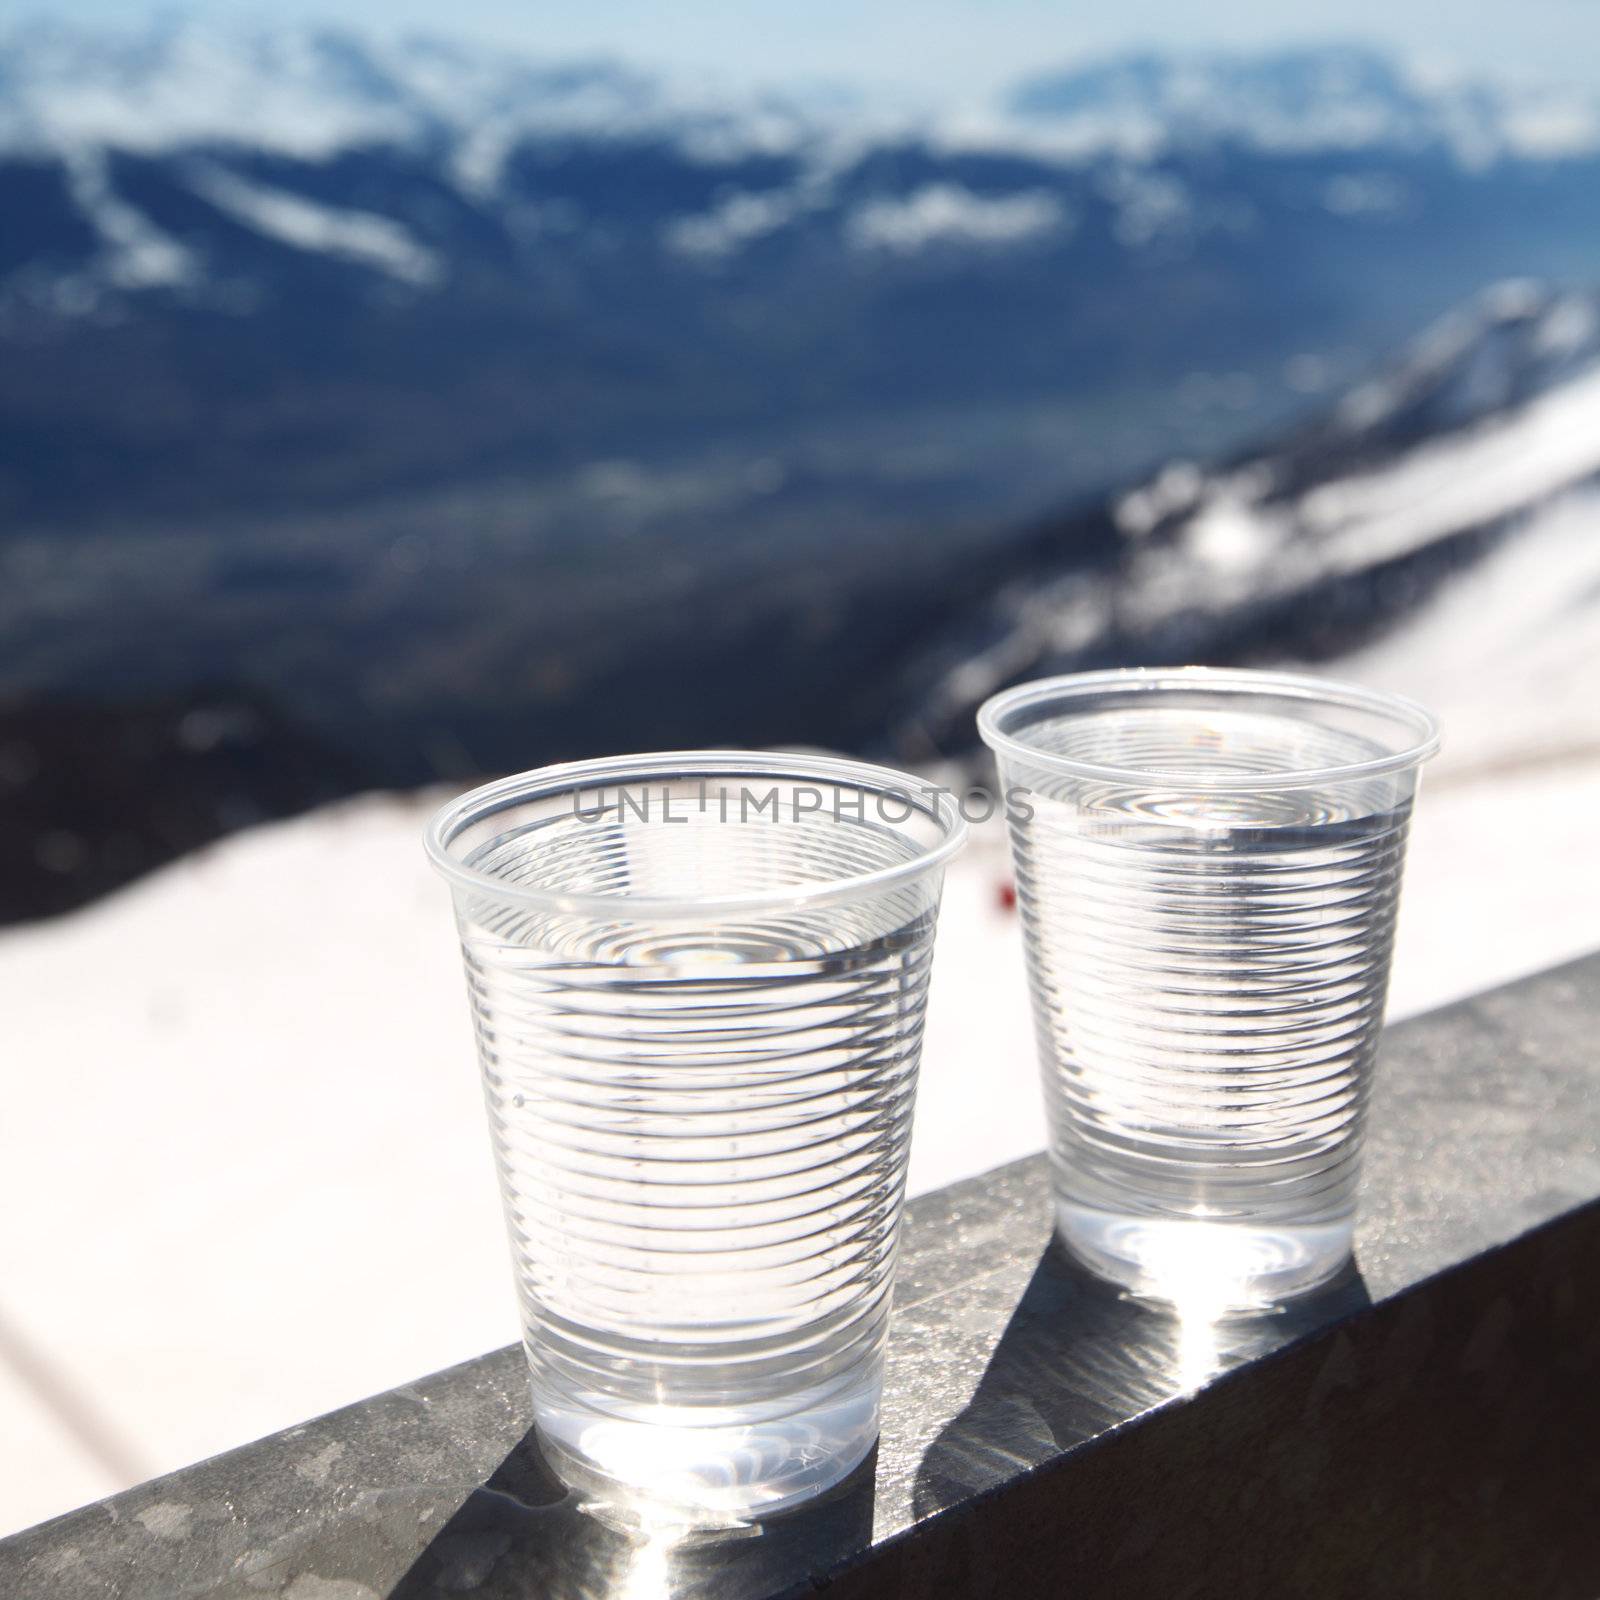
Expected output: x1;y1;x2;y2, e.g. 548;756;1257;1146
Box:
3;22;1600;916
6;23;1600;526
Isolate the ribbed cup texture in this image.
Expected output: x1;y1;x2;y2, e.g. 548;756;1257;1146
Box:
993;701;1424;1305
442;786;948;1520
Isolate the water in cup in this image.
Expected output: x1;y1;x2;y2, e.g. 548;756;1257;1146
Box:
430;761;962;1524
984;677;1438;1308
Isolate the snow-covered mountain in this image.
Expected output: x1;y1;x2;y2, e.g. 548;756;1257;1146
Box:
0;20;829;164
5;23;1600;921
1007;47;1600;164
903;280;1600;779
3;22;1599;310
6;24;1597;178
4;23;1599;526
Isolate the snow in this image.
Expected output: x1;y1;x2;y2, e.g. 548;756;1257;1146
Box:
1089;306;1600;642
1115;461;1205;537
1303;362;1600;571
1006;47;1600;164
186;163;443;286
1497;96;1600;160
1533;293;1600;359
1097;164;1193;247
1182;496;1277;571
931;106;1167;165
60;148;195;291
1336;281;1586;434
7;23;1600;296
1007;47;1440;156
846;184;1068;252
664;183;821;258
1330;488;1600;778
909;288;1600;926
0;24;419;161
7;22;1599;192
668;171;1081;262
0;19;831;170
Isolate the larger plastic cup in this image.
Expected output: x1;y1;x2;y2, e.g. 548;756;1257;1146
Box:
425;751;965;1525
979;668;1440;1309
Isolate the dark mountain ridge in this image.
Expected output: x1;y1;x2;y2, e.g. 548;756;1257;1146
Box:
892;281;1600;755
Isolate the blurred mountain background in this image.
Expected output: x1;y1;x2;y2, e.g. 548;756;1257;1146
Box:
5;19;1600;917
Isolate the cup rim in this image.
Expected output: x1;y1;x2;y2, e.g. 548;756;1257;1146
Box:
977;666;1442;791
424;748;968;918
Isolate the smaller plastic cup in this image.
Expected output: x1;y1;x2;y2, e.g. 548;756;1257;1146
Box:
979;668;1440;1309
425;751;965;1525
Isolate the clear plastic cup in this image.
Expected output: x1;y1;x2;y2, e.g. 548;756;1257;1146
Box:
979;668;1440;1309
425;751;965;1525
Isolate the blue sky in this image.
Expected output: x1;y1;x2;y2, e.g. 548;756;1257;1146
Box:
31;0;1600;95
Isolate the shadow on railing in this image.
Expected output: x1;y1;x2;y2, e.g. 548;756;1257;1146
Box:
383;1425;877;1599
914;1241;1373;1516
378;1242;1370;1599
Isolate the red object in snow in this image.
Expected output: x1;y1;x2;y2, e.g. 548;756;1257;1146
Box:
996;880;1017;912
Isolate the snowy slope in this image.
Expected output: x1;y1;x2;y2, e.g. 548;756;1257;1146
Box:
912;281;1600;781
